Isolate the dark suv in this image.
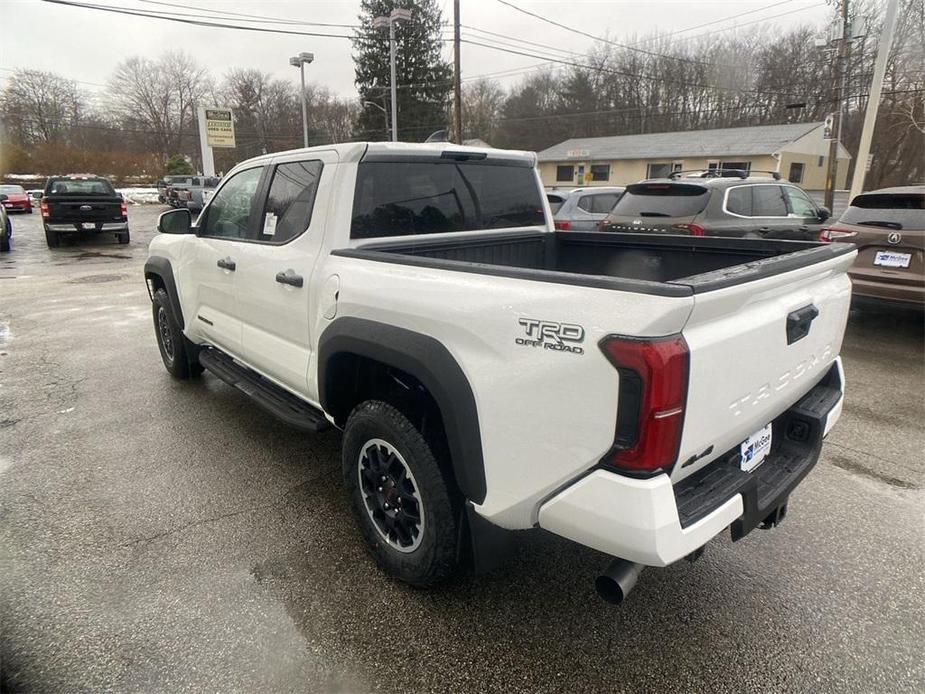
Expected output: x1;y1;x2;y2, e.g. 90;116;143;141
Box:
600;170;831;240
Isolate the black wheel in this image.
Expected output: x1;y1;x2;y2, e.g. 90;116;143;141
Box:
27;209;33;214
152;288;202;379
117;230;130;244
342;400;461;586
0;236;9;253
44;228;60;248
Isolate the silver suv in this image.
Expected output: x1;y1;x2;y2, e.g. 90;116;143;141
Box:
547;186;625;231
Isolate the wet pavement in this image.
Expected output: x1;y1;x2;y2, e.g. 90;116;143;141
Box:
1;206;923;692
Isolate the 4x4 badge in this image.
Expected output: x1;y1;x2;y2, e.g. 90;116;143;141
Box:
888;232;902;245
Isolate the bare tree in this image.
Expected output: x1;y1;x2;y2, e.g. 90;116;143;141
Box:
0;69;86;145
106;51;211;160
459;78;505;143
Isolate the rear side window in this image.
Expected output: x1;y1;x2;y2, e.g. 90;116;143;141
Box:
259;161;323;243
840;192;924;230
578;193;620;214
726;187;753;216
351;161;544;239
611;183;708;218
751;185;787;216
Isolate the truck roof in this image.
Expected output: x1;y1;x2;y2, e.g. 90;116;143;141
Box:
234;142;537;167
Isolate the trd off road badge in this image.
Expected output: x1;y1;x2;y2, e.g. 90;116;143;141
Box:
516;318;585;354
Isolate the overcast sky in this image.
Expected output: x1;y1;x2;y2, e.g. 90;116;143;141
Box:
0;0;833;102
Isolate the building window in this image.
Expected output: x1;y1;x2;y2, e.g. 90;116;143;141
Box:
672;162;683;173
556;165;574;182
707;161;720;172
590;164;610;181
788;162;805;184
817;155;824;167
647;162;671;179
721;161;751;174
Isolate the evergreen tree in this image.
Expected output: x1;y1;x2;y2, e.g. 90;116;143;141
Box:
353;0;451;142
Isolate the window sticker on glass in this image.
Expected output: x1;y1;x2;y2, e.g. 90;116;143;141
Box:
263;212;278;236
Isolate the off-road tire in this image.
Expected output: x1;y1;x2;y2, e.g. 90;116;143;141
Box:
152;288;202;379
342;400;461;587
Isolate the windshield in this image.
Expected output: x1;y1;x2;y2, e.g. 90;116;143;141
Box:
351;160;545;239
45;178;116;196
609;183;708;218
840;192;924;230
0;185;26;194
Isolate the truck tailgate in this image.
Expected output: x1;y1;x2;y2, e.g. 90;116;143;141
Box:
673;249;855;483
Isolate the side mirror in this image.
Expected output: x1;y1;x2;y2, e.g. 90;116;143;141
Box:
817;206;831;222
158;208;192;234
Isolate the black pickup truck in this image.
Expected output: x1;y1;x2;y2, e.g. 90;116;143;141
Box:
42;175;129;248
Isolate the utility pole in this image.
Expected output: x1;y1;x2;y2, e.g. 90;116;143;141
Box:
849;0;900;201
453;0;462;144
823;0;850;211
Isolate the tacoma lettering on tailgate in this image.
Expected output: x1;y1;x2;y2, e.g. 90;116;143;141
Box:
728;344;832;417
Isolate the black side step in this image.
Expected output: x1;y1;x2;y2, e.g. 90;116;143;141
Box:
199;349;330;432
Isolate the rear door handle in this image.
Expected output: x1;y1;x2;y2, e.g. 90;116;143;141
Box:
275;269;304;288
217;257;236;271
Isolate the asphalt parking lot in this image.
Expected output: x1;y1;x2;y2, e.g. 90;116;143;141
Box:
1;205;923;693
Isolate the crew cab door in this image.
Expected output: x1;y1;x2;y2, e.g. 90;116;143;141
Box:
178;165;265;357
233;151;336;397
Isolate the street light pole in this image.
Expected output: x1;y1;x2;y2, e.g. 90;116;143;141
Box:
289;52;314;148
389;19;398;142
373;9;411;142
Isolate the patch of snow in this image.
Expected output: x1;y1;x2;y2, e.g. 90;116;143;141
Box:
117;187;161;205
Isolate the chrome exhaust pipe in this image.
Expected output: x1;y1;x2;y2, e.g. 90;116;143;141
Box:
595;558;644;604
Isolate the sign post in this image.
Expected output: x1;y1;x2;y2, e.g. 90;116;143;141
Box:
197;107;236;177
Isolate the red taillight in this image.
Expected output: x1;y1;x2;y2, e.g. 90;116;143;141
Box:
819;226;857;242
120;201;128;217
673;223;706;236
554;220;571;231
40;201;49;218
599;335;690;475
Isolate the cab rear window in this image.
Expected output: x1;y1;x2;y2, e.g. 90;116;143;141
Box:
609;183;708;218
351;160;545;239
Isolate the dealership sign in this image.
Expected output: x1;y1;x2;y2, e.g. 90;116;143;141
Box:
566;148;590;158
204;108;236;148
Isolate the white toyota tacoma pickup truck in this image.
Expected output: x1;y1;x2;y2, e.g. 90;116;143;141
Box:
145;142;854;602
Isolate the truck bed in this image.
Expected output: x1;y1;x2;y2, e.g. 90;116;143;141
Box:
336;231;855;295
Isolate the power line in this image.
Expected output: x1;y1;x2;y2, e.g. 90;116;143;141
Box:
657;3;828;44
493;0;722;68
38;0;356;39
459;38;810;99
632;0;800;44
132;0;360;29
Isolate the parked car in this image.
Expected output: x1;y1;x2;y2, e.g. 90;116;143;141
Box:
0;196;11;252
157;175;195;203
820;185;924;305
42;174;129;247
548;186;625;231
145;142;853;603
600;170;830;240
168;176;220;212
546;190;567;215
0;185;33;214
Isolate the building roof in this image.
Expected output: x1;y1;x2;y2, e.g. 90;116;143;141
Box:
537;122;825;162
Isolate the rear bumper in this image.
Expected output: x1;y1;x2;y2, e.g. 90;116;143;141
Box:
538;359;844;567
45;222;129;233
849;274;925;305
